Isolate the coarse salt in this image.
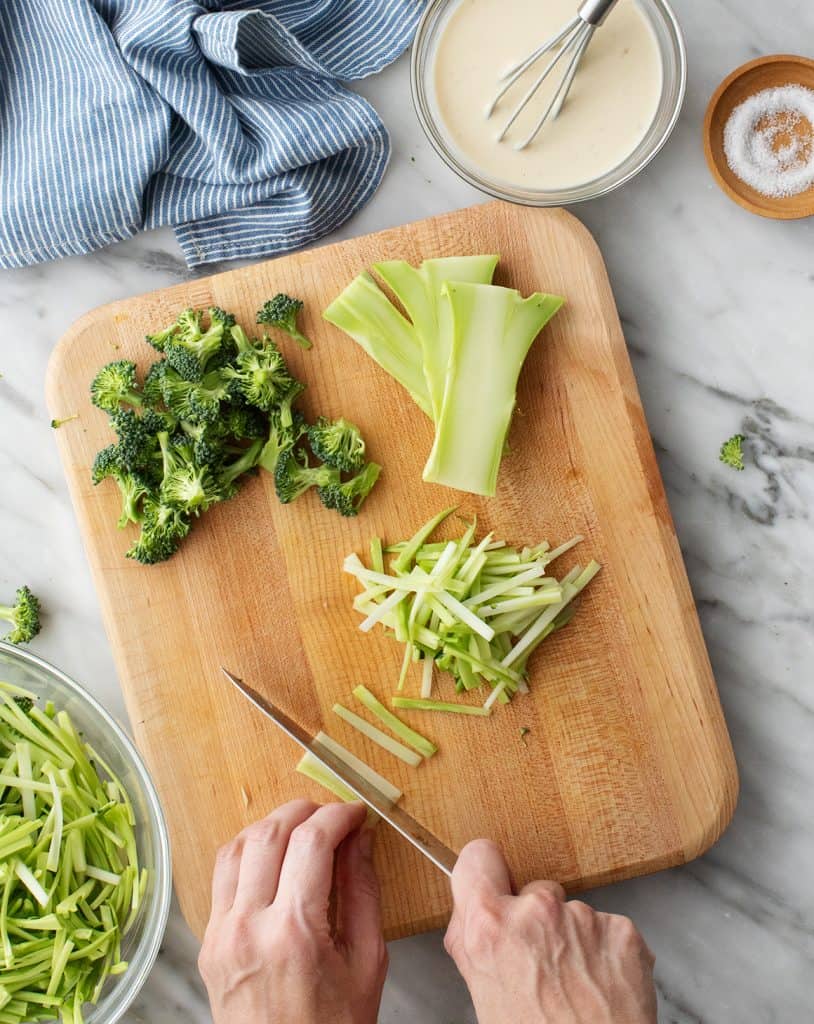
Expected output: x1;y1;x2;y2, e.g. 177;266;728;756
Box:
723;84;814;198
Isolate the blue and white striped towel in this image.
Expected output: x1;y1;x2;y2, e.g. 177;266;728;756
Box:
0;0;423;269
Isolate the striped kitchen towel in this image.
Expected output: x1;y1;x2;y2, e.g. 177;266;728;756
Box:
0;0;424;269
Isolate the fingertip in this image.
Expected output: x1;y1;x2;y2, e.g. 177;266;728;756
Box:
453;838;512;902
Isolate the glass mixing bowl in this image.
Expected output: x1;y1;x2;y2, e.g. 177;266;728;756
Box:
411;0;687;205
0;642;172;1024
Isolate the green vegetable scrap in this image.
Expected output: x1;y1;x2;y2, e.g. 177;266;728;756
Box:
0;586;41;645
324;255;563;496
50;414;79;430
0;681;144;1022
90;301;380;564
345;509;599;711
719;433;746;471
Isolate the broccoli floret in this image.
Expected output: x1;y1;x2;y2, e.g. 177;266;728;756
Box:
14;695;34;713
157;431;224;515
126;499;191;565
307;416;366;473
163;308;229;381
258;408;307;475
257;294;312;350
219;439;263;491
222;403;267;441
90;360;143;412
274;447;339;504
278;380;305;429
223;326;294;411
0;585;42;645
318;461;381;517
143;360;168;407
145;322;178;353
91;444;154;527
108;408;163;475
178;419;226;468
154;366;228;424
719;433;745;471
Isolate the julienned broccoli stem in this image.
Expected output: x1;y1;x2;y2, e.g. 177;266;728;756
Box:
90;303;380;564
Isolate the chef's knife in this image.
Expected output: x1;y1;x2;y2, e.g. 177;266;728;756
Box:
222;668;457;877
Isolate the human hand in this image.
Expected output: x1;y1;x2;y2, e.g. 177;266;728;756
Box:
445;840;657;1024
199;800;387;1024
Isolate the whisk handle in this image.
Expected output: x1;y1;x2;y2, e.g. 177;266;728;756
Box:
577;0;621;26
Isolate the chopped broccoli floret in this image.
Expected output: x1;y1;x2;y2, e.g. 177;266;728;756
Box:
107;408;163;475
221;403;267;440
145;322;178;353
51;413;79;429
318;461;381;517
274;447;339;504
257;293;312;350
223;326;294;411
157;431;223;515
126;499;191;565
258;408;307;475
219;439;264;491
90;360;143;412
719;433;745;471
0;585;42;645
91;444;154;527
153;365;228;424
307;416;366;472
163;308;229;381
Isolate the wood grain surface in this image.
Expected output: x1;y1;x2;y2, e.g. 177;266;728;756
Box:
704;54;814;220
46;202;738;941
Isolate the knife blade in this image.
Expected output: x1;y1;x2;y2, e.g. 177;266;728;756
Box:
222;667;457;877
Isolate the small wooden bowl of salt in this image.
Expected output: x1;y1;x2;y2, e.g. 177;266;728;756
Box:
704;54;814;219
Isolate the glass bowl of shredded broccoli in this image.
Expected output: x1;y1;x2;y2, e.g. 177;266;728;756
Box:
0;642;171;1024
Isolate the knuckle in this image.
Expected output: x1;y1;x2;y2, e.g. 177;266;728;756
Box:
242;818;282;846
289;820;330;849
463;903;504;959
215;838;241;863
526;888;561;916
567;899;595;921
609;914;642;945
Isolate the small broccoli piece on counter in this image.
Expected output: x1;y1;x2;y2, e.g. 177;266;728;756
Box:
274;447;339;504
223;326;294;411
318;461;381;517
90;360;143;412
308;416;366;473
257;293;312;350
126;499;191;565
0;585;41;644
91;444;154;527
719;433;745;471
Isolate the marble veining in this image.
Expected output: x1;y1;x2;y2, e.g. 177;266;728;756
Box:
1;0;813;1020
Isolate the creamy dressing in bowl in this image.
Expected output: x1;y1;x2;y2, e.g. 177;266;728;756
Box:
432;0;663;191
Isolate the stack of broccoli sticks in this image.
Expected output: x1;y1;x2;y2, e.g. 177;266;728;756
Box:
90;299;380;565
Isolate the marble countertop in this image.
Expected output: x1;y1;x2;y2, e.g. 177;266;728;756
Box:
2;1;812;1020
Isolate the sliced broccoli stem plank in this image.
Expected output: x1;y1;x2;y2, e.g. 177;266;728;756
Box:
322;272;433;417
423;284;564;497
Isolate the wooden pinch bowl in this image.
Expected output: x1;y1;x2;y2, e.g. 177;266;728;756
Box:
704;54;814;220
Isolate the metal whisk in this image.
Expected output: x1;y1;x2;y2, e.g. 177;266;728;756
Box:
487;0;621;150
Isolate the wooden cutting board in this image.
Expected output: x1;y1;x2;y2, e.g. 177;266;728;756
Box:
47;202;737;941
